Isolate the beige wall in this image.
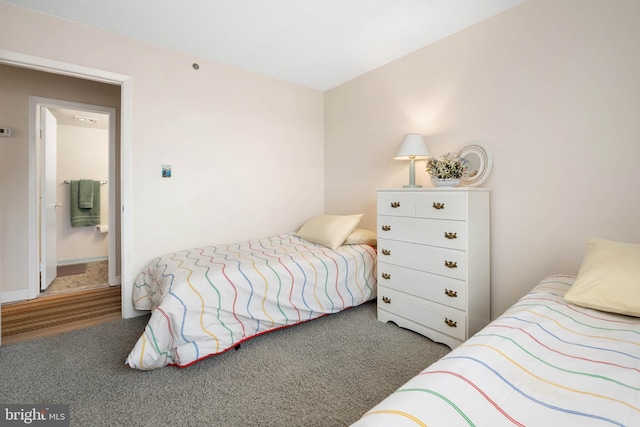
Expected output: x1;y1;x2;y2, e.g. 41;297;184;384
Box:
325;0;640;317
0;3;325;310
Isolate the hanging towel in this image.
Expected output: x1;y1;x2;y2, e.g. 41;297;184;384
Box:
70;180;101;227
78;179;94;208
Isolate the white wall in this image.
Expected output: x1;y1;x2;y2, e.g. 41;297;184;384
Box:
0;3;325;314
325;0;640;317
56;124;109;263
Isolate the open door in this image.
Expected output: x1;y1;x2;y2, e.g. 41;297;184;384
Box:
40;107;58;290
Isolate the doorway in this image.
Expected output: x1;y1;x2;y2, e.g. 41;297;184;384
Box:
0;49;136;327
36;102;117;296
1;96;122;343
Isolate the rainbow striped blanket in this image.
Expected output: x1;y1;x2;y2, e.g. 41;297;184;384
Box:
352;275;640;427
126;233;377;370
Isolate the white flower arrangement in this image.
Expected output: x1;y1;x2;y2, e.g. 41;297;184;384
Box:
426;152;468;179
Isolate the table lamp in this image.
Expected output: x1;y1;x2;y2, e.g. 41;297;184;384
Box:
394;133;431;188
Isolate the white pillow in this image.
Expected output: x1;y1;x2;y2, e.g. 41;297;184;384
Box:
344;228;377;246
296;214;363;250
564;237;640;317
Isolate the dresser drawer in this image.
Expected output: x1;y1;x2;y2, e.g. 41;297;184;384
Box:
377;286;466;341
415;192;467;220
377;216;466;250
378;191;468;221
377;263;466;310
377;192;416;217
377;239;466;280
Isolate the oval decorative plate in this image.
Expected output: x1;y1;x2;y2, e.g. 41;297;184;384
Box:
458;142;492;187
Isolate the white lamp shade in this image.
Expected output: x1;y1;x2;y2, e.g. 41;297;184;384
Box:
394;133;431;160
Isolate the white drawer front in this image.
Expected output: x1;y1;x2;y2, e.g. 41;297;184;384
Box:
378;286;466;341
415;192;466;220
377;263;466;310
377;193;415;217
377;239;466;280
377;216;466;250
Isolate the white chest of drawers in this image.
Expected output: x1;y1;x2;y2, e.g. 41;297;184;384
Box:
376;188;490;348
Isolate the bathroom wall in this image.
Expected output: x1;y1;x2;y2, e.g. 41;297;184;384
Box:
56;124;109;264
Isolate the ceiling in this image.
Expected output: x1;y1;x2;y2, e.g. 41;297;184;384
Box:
3;0;526;91
49;107;109;130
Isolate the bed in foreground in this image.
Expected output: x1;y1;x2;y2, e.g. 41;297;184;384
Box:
126;226;377;370
352;238;640;427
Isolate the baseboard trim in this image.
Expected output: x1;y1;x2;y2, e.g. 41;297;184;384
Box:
57;256;108;266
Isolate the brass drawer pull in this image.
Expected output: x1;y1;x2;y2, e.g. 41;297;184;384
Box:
444;318;457;328
444;260;458;268
444;232;457;239
433;202;445;210
382;296;391;304
381;249;391;256
381;273;391;280
381;225;391;231
390;202;400;208
444;289;458;298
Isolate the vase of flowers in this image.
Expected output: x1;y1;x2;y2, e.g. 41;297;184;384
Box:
426;152;467;187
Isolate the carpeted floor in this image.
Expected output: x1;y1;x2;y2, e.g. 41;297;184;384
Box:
0;301;450;427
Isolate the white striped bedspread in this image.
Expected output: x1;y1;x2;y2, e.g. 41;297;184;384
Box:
352;275;640;427
126;233;377;370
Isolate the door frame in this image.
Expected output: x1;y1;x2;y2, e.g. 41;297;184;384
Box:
31;98;118;291
0;49;135;318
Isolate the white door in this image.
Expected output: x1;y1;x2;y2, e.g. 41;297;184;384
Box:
41;107;58;290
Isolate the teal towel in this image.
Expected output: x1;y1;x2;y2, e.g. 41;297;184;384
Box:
70;180;101;227
78;179;94;208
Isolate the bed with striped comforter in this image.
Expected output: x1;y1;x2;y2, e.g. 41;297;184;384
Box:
352;275;640;427
125;233;377;370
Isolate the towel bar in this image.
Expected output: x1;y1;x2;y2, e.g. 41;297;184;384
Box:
63;180;107;185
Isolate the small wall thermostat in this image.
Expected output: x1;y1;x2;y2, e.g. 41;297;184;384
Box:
0;127;12;137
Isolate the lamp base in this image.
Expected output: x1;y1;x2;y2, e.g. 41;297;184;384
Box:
402;159;423;189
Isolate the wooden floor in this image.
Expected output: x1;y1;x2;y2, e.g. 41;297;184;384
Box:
1;312;122;345
3;286;120;331
1;261;121;345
